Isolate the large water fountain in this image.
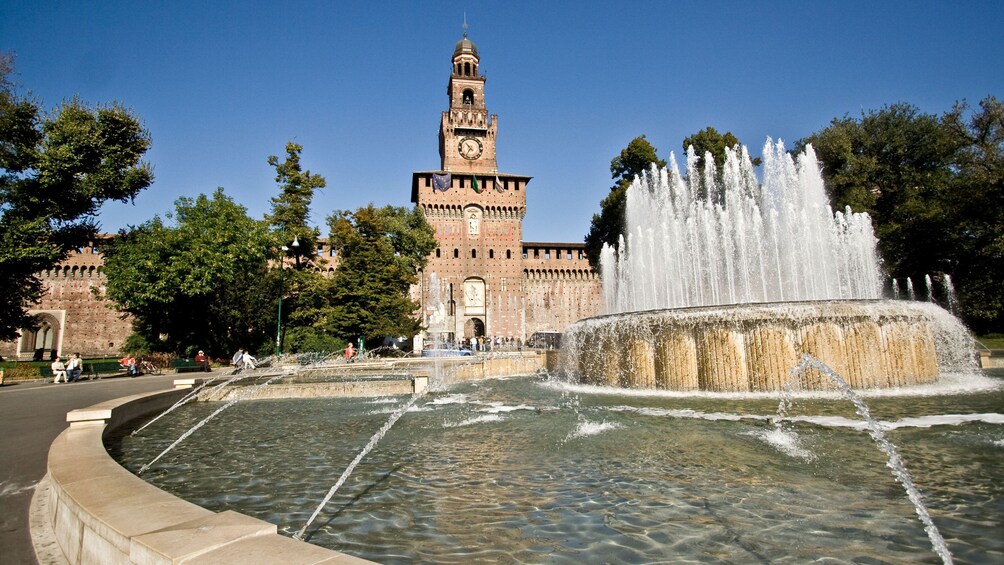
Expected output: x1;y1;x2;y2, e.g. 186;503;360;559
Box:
560;140;972;391
98;140;1004;564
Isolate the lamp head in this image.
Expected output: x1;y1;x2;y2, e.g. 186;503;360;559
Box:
291;235;300;248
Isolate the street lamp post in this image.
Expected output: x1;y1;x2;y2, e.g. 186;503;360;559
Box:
275;235;299;357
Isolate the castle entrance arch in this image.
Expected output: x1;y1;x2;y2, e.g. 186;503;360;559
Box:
19;311;62;360
464;317;485;340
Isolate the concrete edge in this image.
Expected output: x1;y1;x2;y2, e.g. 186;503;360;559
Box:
45;386;374;564
31;474;69;565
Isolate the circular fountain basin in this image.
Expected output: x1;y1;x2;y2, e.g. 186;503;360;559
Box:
560;300;969;391
111;375;1004;563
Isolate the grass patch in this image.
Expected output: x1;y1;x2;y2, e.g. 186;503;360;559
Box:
975;334;1004;350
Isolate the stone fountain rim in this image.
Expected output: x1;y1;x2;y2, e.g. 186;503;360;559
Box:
570;298;943;326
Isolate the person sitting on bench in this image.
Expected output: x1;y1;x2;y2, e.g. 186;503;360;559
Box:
51;356;68;384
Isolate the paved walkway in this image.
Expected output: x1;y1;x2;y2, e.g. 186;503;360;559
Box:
0;372;216;565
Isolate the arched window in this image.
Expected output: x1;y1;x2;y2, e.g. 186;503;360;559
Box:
464;62;471;76
462;89;474;105
506;250;512;259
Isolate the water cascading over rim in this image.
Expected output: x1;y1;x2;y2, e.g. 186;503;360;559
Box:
564;139;964;391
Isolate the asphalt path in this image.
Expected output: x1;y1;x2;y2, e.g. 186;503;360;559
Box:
0;373;206;565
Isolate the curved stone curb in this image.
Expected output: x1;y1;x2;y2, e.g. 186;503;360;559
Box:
31;474;68;564
46;386;373;564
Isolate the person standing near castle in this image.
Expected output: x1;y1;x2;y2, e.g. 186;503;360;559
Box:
51;355;67;383
344;342;355;362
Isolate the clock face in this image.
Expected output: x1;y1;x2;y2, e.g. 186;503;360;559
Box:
458;137;483;160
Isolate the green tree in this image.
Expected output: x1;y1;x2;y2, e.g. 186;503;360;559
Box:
0;55;153;339
796;99;1004;333
941;97;1004;332
584;135;666;270
683;127;741;172
266;141;325;267
682;126;761;199
795;103;956;279
102;188;276;355
325;205;436;344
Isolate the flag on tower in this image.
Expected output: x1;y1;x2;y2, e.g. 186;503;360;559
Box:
471;174;482;193
432;173;451;192
494;175;504;192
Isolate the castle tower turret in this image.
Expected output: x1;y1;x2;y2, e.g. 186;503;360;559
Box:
439;31;498;173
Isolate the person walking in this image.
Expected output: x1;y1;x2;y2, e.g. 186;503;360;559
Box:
51;356;67;384
344;342;355;362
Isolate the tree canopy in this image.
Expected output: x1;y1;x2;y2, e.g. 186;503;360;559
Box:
266;141;325;266
0;55;153;339
584;135;666;270
102;188;276;355
324;205;436;344
796;98;1004;333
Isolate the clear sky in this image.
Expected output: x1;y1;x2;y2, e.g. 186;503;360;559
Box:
3;1;1002;243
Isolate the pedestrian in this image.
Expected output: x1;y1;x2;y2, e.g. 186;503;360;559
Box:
67;353;83;382
51;356;67;384
232;349;244;368
344;342;355;362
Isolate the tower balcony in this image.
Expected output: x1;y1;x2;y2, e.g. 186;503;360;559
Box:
444;110;494;130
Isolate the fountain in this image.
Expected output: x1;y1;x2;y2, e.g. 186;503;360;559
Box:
112;372;1004;563
98;140;1002;564
560;140;975;391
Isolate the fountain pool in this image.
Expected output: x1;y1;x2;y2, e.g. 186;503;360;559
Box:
109;372;1004;564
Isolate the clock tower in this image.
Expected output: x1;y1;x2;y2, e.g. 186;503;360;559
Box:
411;31;530;345
439;31;498;174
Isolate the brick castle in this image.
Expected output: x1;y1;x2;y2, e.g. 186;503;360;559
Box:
0;33;602;360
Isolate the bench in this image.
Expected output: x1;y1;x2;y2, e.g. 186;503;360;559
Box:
86;361;125;379
171;358;206;373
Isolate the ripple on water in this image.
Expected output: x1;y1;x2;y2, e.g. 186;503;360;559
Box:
111;375;1004;564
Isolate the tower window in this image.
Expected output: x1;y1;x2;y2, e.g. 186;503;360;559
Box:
506;250;512;259
436;248;441;258
454;248;459;258
464;62;471;76
425;176;430;187
489;249;495;259
472;249;477;259
463;89;474;105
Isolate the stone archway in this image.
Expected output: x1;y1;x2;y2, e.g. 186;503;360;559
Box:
19;312;62;360
464;317;485;340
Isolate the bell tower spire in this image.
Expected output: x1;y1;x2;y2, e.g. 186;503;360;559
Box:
439;25;498;173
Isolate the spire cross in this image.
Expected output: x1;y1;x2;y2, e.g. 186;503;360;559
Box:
463;12;468;38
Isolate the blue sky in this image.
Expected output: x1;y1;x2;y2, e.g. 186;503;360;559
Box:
2;1;1002;243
